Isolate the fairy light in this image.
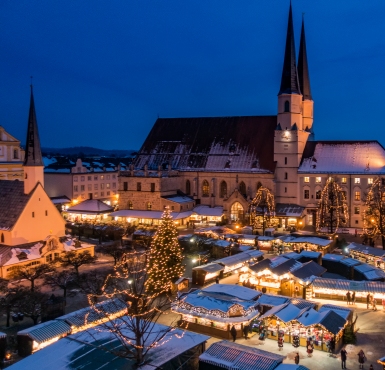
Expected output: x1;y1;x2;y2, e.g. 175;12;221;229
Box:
250;186;276;231
316;177;348;233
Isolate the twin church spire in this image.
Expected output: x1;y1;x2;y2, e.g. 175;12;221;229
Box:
278;3;312;101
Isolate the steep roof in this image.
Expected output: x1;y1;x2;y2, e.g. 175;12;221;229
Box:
278;3;301;95
66;199;114;214
134;116;277;172
297;18;312;100
299;141;385;174
24;86;43;167
0;181;32;230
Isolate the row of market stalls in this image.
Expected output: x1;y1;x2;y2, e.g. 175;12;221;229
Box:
173;284;351;352
346;242;385;270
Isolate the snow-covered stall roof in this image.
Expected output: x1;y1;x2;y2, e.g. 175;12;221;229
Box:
299;141;385;174
18;320;71;344
318;304;353;321
66;199;113;214
161;194;194;204
202;284;261;301
110;209;193;219
199;341;285;370
192;262;224;273
214;250;263;268
347;242;385;258
10;321;209;370
256;294;289;307
193;205;224;217
277;235;332;247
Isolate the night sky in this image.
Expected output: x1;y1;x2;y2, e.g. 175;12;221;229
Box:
0;1;384;150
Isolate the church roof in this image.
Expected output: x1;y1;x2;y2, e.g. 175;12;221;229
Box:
299;140;385;174
0;181;32;230
134;116;277;173
24;86;43;167
278;3;301;95
298;18;312;100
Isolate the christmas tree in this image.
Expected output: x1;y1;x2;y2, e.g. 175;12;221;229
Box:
146;206;185;293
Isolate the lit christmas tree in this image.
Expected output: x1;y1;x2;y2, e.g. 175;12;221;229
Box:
250;186;275;235
146;206;185;293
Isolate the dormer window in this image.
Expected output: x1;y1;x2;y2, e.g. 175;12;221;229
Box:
13;149;18;159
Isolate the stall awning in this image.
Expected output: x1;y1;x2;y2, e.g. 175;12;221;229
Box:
110;209;193;220
192;263;224;274
215;250;263;268
18;320;71;344
275;203;305;217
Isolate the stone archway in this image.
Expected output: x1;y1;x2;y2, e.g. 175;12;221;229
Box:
230;202;244;222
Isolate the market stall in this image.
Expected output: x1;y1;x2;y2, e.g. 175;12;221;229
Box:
347;242;385;269
275;235;332;255
215;250;263;274
192;263;224;285
257;236;275;251
172;285;261;339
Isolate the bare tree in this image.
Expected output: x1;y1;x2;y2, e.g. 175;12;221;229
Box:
316;177;348;234
87;251;178;365
250;186;275;235
8;264;54;291
0;284;23;327
58;250;97;277
363;177;385;249
14;289;48;325
99;242;124;265
44;270;77;299
76;269;113;303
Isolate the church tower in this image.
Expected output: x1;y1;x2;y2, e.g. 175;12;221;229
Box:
274;4;310;204
23;85;44;194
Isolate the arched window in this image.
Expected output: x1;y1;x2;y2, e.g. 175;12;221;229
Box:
231;202;244;222
202;180;210;197
13;149;18;159
284;100;290;112
147;202;152;210
220;181;227;198
239;181;247;198
186;180;191;195
0;233;4;243
127;201;133;210
316;190;321;199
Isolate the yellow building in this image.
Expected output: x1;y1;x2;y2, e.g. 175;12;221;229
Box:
0;125;24;180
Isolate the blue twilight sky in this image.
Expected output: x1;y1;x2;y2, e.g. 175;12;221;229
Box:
0;0;384;150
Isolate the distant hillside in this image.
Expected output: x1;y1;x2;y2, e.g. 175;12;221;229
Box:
42;146;137;157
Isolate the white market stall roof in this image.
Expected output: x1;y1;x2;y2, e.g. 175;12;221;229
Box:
67;199;114;214
18;320;71;344
202;284;261;301
318;304;353;321
312;277;385;294
276;235;332;247
192;205;224;217
214;250;263;268
161;195;194;204
50;196;71;204
110;209;193;220
347;242;385;258
192;263;224;273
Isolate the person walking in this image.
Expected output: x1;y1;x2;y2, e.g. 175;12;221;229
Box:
294;352;300;365
372;298;377;311
243;324;249;340
367;293;371;309
352;291;356;305
346;291;351;305
341;348;348;369
230;325;237;342
382;298;385;311
358;349;366;369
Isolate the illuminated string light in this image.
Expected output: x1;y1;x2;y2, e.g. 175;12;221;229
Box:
250;186;276;232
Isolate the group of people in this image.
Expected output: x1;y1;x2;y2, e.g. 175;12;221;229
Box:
230;324;252;341
366;293;378;311
346;291;381;311
345;291;356;305
341;348;375;369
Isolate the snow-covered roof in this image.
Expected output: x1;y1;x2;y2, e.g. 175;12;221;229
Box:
193;205;224;217
277;235;332;247
192;263;224;273
202;284;261;301
299;141;385;174
110;209;193;220
67;199;113;214
347;242;385;258
18;320;71;344
318;304;352;321
161;195;194;204
214;250;263;267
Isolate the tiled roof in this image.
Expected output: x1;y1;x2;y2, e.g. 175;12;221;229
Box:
0;181;32;230
18;320;71;344
134;116;277;172
319;310;347;335
199;341;284;370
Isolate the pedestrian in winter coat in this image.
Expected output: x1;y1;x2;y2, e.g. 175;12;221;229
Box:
367;293;371;309
358;349;366;369
294;353;300;365
243;325;249;339
346;291;351;305
341;348;348;369
373;298;377;311
230;325;237;342
352;291;356;304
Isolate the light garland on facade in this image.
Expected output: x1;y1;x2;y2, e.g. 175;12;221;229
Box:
316;177;348;233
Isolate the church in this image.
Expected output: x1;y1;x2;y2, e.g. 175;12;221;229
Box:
115;4;385;230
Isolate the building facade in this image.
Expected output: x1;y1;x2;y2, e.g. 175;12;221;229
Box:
116;4;385;230
0;126;24;180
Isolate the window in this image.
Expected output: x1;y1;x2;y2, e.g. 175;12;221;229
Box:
368;178;373;185
341;177;347;184
74;185;78;192
355;178;360;184
112;183;116;189
13;149;18;159
171;206;174;210
355;191;360;201
284;172;288;180
239;182;247;197
304;189;310;199
45;210;48;216
106;175;110;180
1;233;4;243
54;253;60;259
46;254;53;263
284;100;290;112
382;178;385;186
304;177;310;183
81;176;85;181
94;176;98;180
107;191;110;196
81;185;85;191
128;201;133;209
112;174;116;179
100;183;104;190
220;181;227;198
354;207;360;214
150;183;155;192
106;183;110;189
32;212;35;218
186;180;191;195
284;157;287;165
355;220;359;225
94;184;98;190
147;202;152;210
316;190;321;199
77;167;81;172
284;187;287;193
74;176;78;182
137;182;141;191
101;175;104;180
88;176;92;181
101;192;104;196
94;192;98;198
123;182;128;191
88;184;92;191
202;180;209;197
316;177;321;183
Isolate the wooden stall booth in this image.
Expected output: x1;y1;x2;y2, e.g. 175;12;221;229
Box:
347;242;385;269
192;263;224;286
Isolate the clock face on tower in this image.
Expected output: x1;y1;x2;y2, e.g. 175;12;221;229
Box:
281;131;290;140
